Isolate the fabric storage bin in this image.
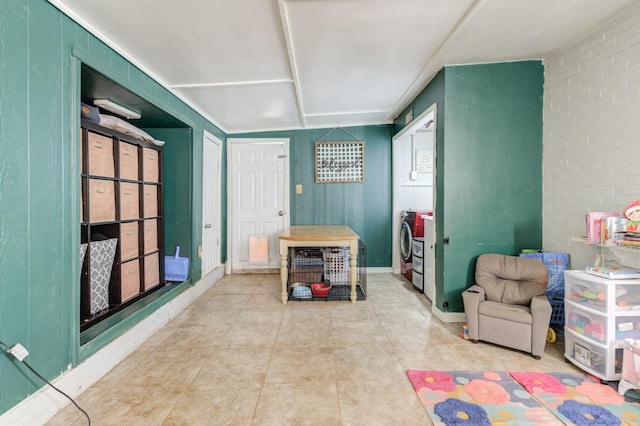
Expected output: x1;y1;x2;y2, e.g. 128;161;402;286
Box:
120;259;140;302
85;238;117;315
144;253;160;290
143;184;158;218
143;219;158;254
142;148;159;182
88;179;115;222
119;141;138;180
119;182;140;220
119;222;139;261
87;131;114;177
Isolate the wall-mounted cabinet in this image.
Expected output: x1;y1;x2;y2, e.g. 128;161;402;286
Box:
80;120;164;330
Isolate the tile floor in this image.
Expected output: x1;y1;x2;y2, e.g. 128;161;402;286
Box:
48;273;579;425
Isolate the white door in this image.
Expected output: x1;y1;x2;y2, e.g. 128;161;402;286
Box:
228;138;289;272
202;131;222;276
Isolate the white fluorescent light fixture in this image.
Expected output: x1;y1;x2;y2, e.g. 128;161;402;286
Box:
93;99;141;119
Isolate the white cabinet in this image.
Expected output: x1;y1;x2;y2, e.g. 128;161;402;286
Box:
564;270;640;381
423;217;435;302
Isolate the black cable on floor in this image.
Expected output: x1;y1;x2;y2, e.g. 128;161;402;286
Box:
0;340;91;425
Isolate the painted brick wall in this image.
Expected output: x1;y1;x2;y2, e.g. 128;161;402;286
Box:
543;3;640;269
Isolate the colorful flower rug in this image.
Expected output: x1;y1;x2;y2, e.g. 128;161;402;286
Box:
510;372;640;425
406;370;640;425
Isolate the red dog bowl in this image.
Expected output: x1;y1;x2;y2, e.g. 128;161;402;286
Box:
310;283;332;297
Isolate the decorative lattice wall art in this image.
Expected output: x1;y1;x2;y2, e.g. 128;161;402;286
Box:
314;141;365;183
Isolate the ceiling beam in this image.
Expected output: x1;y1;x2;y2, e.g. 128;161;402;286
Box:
305;109;389;118
170;79;294;89
276;0;307;128
385;0;485;122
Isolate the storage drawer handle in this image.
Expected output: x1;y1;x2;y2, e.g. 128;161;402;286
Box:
93;142;104;148
123;150;131;156
145;226;151;231
124;190;132;195
126;268;137;273
147;154;156;160
126;230;135;235
95;188;106;194
145;192;152;196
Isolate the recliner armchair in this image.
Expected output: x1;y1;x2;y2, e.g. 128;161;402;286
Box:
462;254;552;359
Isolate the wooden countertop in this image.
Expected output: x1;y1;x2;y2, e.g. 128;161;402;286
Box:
278;225;359;241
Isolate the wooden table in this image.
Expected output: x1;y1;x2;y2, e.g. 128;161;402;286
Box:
278;225;360;303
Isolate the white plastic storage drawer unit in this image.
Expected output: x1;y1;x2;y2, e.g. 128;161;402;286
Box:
413;255;424;274
565;328;618;379
412;237;424;291
565;302;608;344
412;238;424;258
564;270;640;381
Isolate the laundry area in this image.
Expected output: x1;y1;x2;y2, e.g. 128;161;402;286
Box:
392;108;436;302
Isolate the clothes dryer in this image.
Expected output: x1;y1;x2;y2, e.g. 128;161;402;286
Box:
399;210;430;281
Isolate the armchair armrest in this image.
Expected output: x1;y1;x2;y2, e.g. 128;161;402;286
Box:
530;295;553;357
462;285;485;341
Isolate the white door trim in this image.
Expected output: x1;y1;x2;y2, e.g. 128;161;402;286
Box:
226;138;290;275
202;130;222;275
391;104;437;275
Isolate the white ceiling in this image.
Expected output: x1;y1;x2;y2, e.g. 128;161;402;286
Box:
52;0;636;133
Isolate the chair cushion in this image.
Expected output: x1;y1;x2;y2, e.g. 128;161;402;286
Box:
478;300;532;324
475;254;548;305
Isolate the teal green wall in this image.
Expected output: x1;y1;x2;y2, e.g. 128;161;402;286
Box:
234;125;392;267
146;128;199;280
393;62;543;313
0;0;543;415
0;0;224;414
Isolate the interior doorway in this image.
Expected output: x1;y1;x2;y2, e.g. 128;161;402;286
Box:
202;131;222;276
392;104;437;282
227;138;290;273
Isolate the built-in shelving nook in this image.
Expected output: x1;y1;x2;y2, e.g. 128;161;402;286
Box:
79;63;194;345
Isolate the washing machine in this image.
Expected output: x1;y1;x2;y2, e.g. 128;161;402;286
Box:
400;210;431;281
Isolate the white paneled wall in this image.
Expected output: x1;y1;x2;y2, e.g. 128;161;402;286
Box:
543;3;640;269
396;131;434;212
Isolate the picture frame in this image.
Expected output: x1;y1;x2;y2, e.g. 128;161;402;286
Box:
314;141;365;183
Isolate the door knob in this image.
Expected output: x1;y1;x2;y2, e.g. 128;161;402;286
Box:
278;210;284;216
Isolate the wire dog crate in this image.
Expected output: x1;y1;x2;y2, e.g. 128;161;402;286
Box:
287;241;367;301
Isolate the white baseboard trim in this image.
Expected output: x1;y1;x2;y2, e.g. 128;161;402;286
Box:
367;267;393;273
432;306;466;323
0;266;224;425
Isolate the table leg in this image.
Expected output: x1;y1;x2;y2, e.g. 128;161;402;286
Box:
280;243;288;304
350;240;358;303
